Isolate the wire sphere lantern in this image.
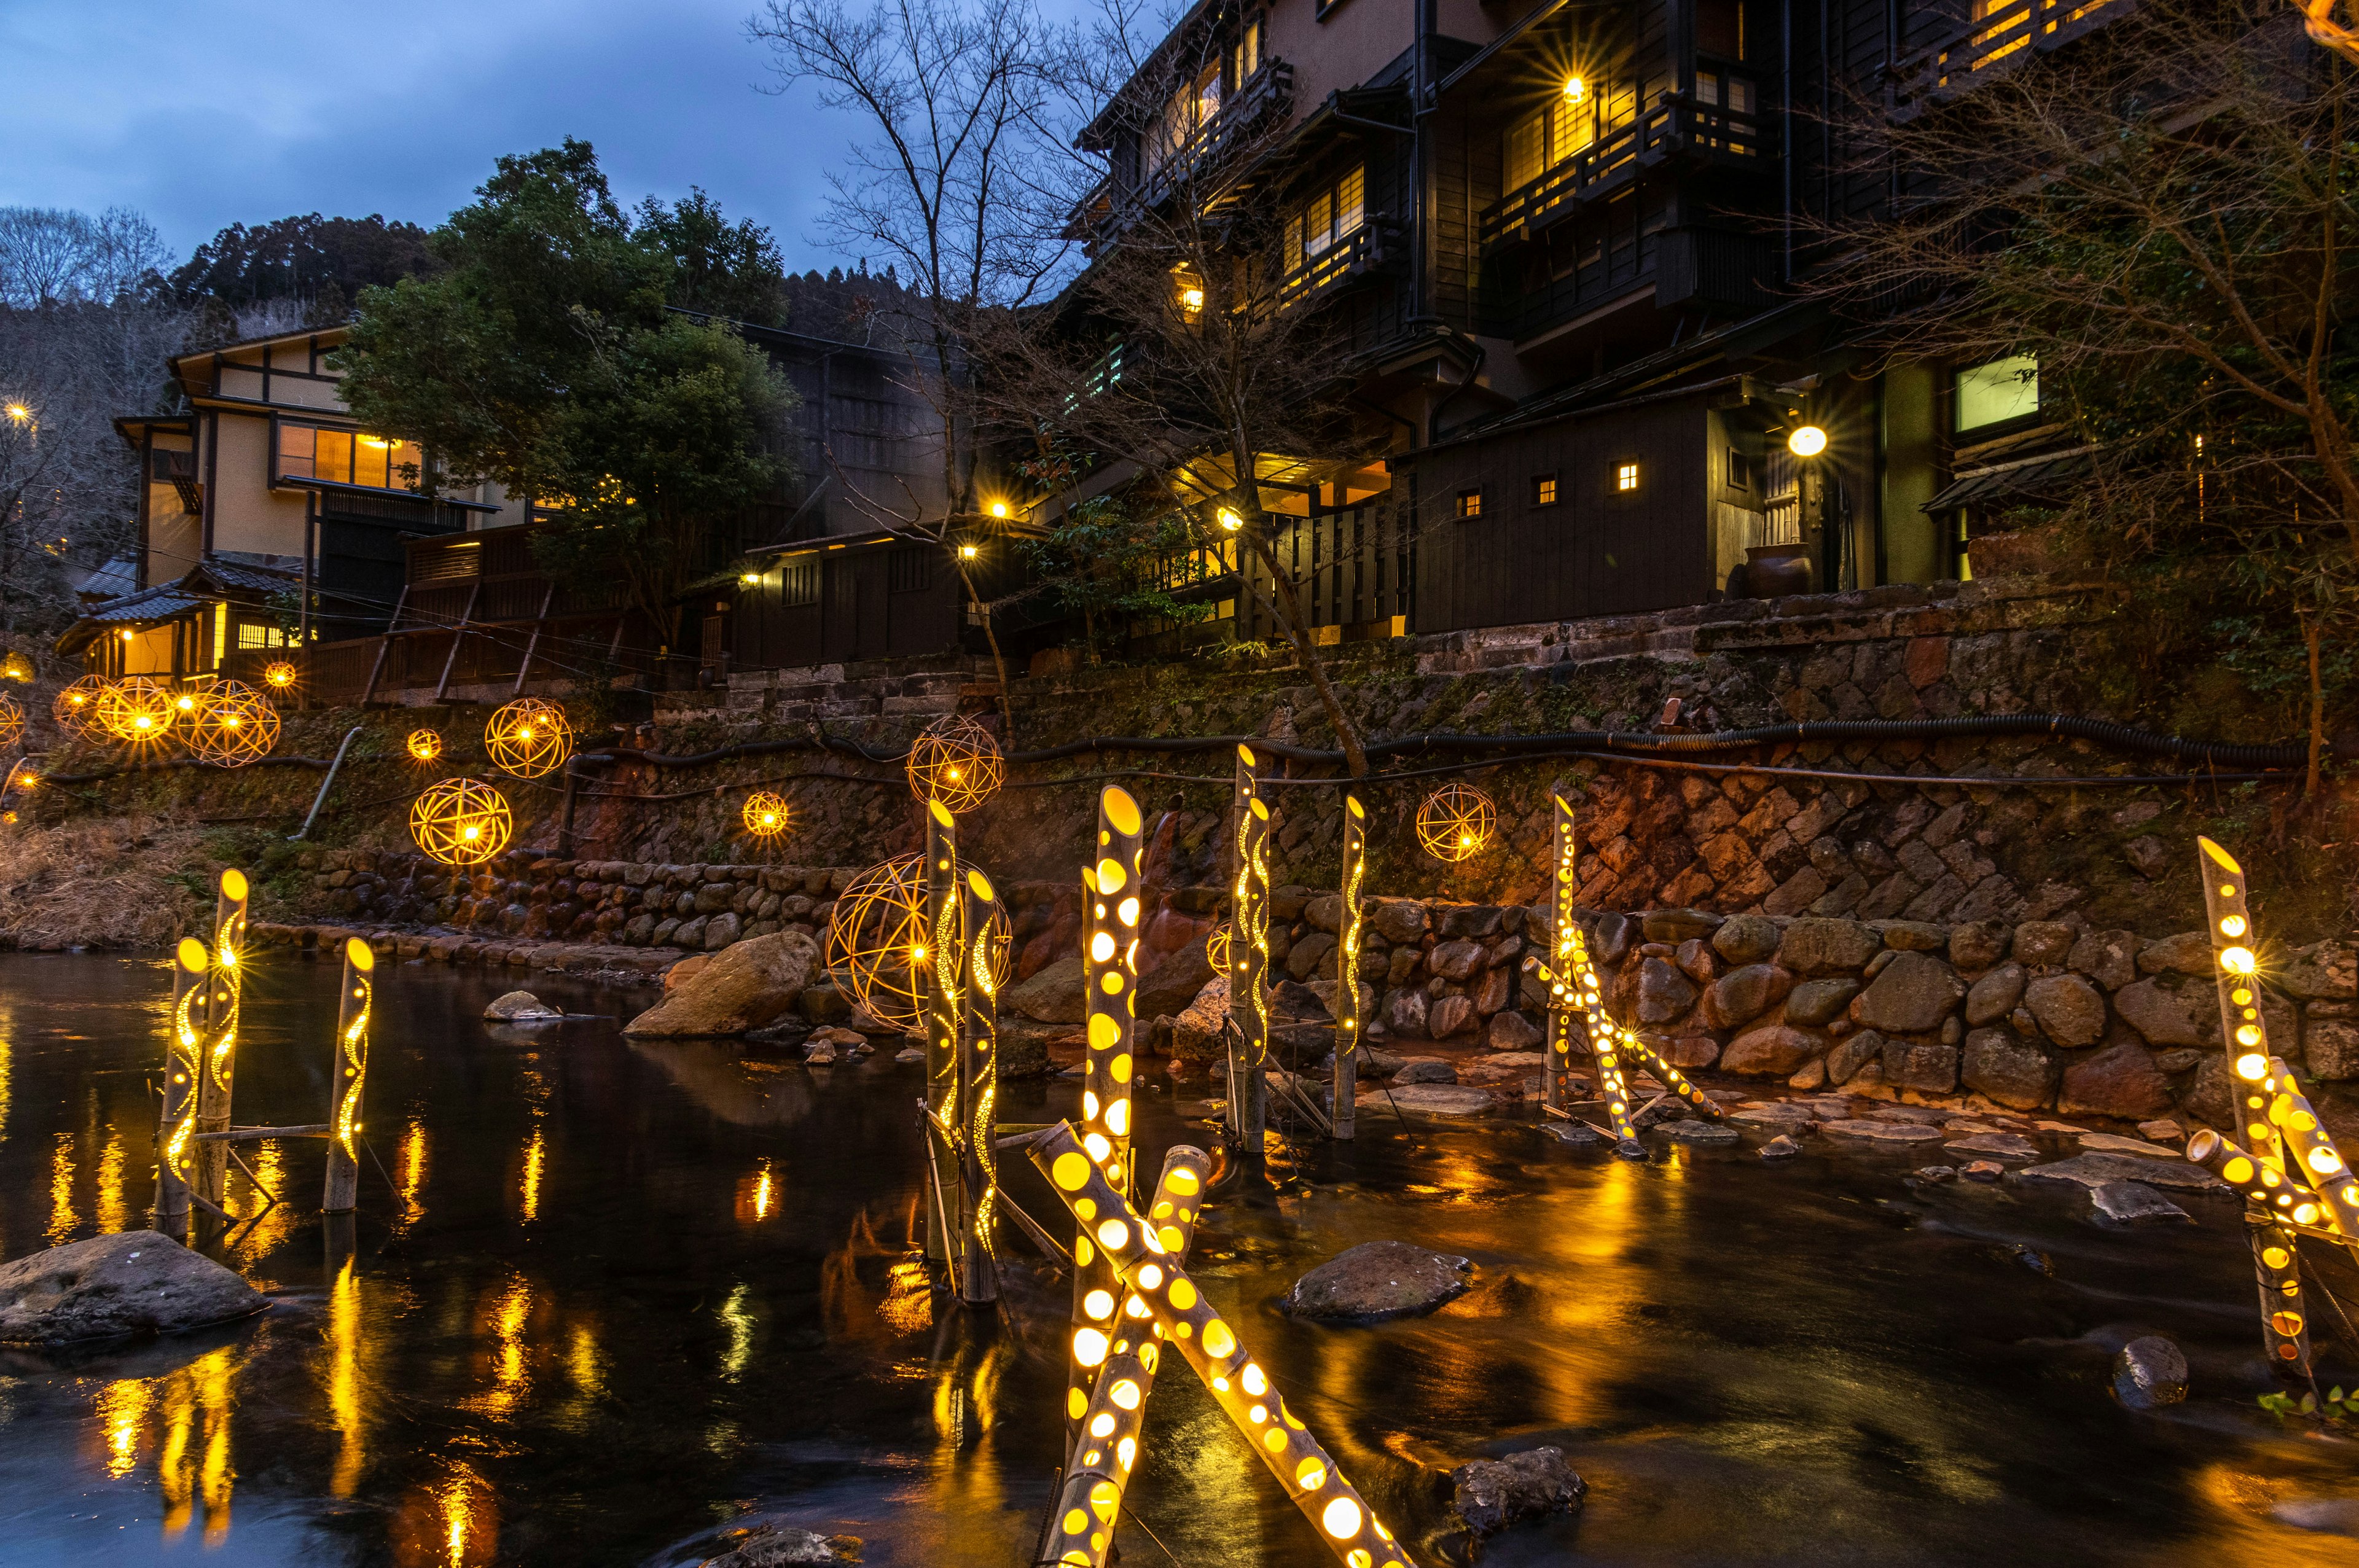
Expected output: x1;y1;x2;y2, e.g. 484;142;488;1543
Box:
95;676;176;744
1416;782;1497;862
165;674;220;740
904;714;1004;814
262;658;299;692
52;673;108;734
0;692;22;750
742;790;791;840
827;850;1011;1032
410;777;514;866
484;697;573;779
405;728;444;763
184;680;281;767
1205;920;1232;978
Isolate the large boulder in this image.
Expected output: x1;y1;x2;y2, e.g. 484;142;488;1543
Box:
1170;977;1230;1061
1452;1447;1586;1537
622;929;820;1037
1430;939;1485;981
1777;918;1881;975
1882;1039;1960;1094
1636;957;1698;1023
2025;973;2108;1047
2059;1041;2175;1121
2113;978;2212;1048
1852;952;1966;1033
1961;1028;2057;1110
1721;1024;1823;1076
1138;935;1218;1020
0;1231;266;1345
1287;1240;1471;1321
1708;964;1794;1028
1005;953;1088;1024
483;990;561;1021
1387;988;1430;1038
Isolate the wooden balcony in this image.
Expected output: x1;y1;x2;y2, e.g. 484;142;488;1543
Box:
1273;220;1401;311
1076;60;1297;245
1888;0;2138;119
1480;93;1770;249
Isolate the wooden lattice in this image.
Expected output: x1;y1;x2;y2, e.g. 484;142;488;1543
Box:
406;728;444;763
827;850;1010;1032
95;676;176;745
1415;782;1496;862
742;790;791;839
184;681;281;768
905;714;1004;814
52;673;108;734
410;777;514;866
484;698;573;779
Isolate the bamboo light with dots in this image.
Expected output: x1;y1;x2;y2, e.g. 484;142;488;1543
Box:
1042;1145;1211;1567
1333;794;1367;1140
323;937;374;1214
920;800;994;1300
1224;745;1273;1180
191;868;249;1211
958;867;1004;1301
410;778;514;866
906;712;1004;814
151;932;210;1238
1543;791;1581;1112
742;790;791;840
1028;1123;1418;1568
1067;786;1145;1445
484;696;573;779
1415;782;1495;863
52;673;107;734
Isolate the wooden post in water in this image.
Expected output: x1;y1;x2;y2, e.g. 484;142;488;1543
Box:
955;867;1001;1306
1332;793;1366;1140
323;935;375;1214
192;869;249;1212
151;934;210;1238
922;800;963;1287
1220;744;1272;1190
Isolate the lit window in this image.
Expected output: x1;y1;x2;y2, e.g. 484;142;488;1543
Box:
235;623;291;650
1504;84;1602;193
1616;462;1640;492
1532;474;1558;506
1284;166;1366;275
1456;488;1484;519
278;424;426;493
1955;354;2038;434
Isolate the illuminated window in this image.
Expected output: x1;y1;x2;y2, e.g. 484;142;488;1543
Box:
235;623;291;650
1232;15;1262;83
1283;166;1366;275
279;424;425;493
1531;474;1559;506
1616;462;1640;492
1955;354;2039;434
1457;488;1484;519
1504;87;1601;193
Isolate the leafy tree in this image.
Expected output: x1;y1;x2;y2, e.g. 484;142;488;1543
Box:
337;140;796;650
635;188;790;326
1014;445;1211;659
170;213;436;340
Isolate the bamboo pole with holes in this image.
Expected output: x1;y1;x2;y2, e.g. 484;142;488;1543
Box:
151;934;210;1238
192;869;249;1211
1333;794;1366;1141
1224;745;1272;1185
923;800;964;1283
1543;792;1580;1114
323;936;375;1214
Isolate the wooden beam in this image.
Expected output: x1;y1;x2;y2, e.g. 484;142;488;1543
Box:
512;582;557;695
431;579;482;704
360;584;406;706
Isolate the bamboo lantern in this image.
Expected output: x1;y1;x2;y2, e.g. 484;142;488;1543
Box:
1028;1123;1418;1568
262;658;299;692
192;868;249;1209
0;691;21;750
165;674;218;741
96;675;175;745
905;713;1004;814
827;849;1010;1033
52;673;108;734
410;778;514;866
1415;782;1495;862
323;936;374;1213
742;790;791;840
405;728;444;763
1333;794;1367;1140
184;681;281;768
1225;744;1273;1169
1543;791;1581;1112
152;933;209;1236
484;697;573;779
958;865;1005;1302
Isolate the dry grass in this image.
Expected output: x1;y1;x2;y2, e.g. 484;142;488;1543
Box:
0;814;209;950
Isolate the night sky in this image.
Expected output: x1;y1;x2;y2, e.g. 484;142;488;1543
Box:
0;0;961;272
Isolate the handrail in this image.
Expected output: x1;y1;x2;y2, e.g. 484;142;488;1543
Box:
1888;0;2138;115
1480;95;1768;248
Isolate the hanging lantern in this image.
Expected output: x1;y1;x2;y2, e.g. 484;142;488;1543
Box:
484;697;573;779
742;790;791;839
1416;782;1496;862
410;777;514;866
826;850;1011;1032
262;658;299;692
95;676;176;745
904;713;1004;814
181;681;280;768
405;728;444;763
52;673;108;734
0;692;21;750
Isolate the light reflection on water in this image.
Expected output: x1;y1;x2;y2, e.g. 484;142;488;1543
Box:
0;954;2357;1566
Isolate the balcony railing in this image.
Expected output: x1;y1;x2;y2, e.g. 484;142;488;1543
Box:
1888;0;2137;118
1273;220;1399;311
1480;94;1768;249
1071;60;1297;243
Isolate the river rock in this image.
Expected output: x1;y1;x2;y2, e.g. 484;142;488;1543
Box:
1661;1118;1741;1144
2112;1335;2189;1408
1708;964;1794;1027
1760;1133;1801;1158
2025;973;2107;1047
0;1231;266;1345
622;929;820;1037
2016;1153;2226;1193
2059;1042;2175;1120
1945;1131;2040;1161
1387;988;1430;1038
1288;1241;1472;1321
2077;1132;2180;1158
1371;900;1428;944
2068;929;2140;991
1430;994;1479;1039
1170;977;1230;1060
1949;919;2011;970
1393;1056;1457;1085
1962;1160;2005;1180
483;990;561;1021
1965;964;2027;1027
1820;1119;1944;1144
1487;1009;1544;1050
1882;1039;1959;1095
2092;1181;2192;1225
1385;1085;1496;1117
1451;1446;1586;1536
1712;913;1780;965
1825;1031;1882;1085
1722;1024;1823;1076
1784;977;1860;1027
700;1523;853;1566
1005;953;1088;1024
1778;918;1881;975
2137;932;2215;976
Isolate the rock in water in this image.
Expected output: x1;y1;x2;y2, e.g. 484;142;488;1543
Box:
1819;1119;1945;1144
1661;1119;1740;1144
700;1523;853;1566
483;990;561;1021
2091;1181;2191;1225
893;1047;925;1064
0;1231;266;1345
2113;1335;2189;1409
1392;1057;1457;1085
1944;1132;2040;1161
1287;1241;1472;1322
1759;1134;1802;1160
2017;1153;2226;1193
1385;1085;1496;1118
1452;1446;1586;1537
623;930;820;1037
1546;1123;1605;1147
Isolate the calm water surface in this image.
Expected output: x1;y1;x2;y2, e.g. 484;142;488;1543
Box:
1;951;2357;1566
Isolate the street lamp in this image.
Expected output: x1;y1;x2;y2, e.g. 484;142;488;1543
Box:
1787;424;1828;457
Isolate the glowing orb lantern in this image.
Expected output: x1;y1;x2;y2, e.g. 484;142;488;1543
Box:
904;713;1004;814
410;777;514;866
95;676;176;745
262;658;299;691
1416;782;1497;863
0;692;22;750
165;673;219;738
184;681;281;768
827;850;1011;1032
406;728;444;763
742;790;791;840
484;697;573;779
1205;920;1232;977
52;673;108;734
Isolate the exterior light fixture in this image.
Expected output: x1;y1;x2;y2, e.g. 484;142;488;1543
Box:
960;544;979;559
1788;425;1828;458
263;659;298;689
120;628;135;641
1217;508;1244;532
1563;76;1588;104
743;790;791;839
484;697;573;779
740;572;761;586
184;681;281;767
410;776;514;865
1416;782;1496;862
405;728;444;763
1181;287;1205;313
988;500;1010;519
906;713;1004;815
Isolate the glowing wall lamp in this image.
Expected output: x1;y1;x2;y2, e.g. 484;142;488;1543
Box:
1788;424;1829;458
1563;75;1589;104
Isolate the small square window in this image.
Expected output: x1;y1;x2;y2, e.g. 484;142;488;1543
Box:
1728;450;1750;490
1616;462;1640;492
1531;474;1559;506
1457;488;1484;518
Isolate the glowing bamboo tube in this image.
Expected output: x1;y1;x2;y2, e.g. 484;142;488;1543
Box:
2188;1124;2341;1233
1542;792;1581;1112
1028;1123;1417;1568
2198;836;2285;1174
1068;787;1146;1438
1619;1028;1727;1121
922;799;964;1284
1525;950;1640;1147
192;869;249;1210
151;935;209;1237
958;868;1001;1306
1040;1145;1211;1567
2257;1058;2359;1233
1224;744;1272;1184
323;937;375;1214
2188;1132;2325;1371
1333;794;1367;1141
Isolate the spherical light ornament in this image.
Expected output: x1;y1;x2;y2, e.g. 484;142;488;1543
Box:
742;790;791;840
827;851;1011;1032
904;713;1004;814
484;697;573;779
183;680;281;768
1416;782;1497;863
262;658;299;691
52;673;108;734
95;676;176;745
0;692;21;750
1787;424;1828;458
1205;921;1232;977
410;777;514;866
165;674;220;741
405;728;444;763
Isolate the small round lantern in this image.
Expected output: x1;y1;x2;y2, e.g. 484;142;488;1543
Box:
52;673;109;734
262;658;299;692
0;652;31;682
1205;920;1232;978
410;777;514;866
826;850;1011;1032
95;676;176;745
184;681;281;767
904;714;1004;814
406;728;444;764
485;698;573;779
1416;782;1496;863
743;790;791;840
0;692;22;750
